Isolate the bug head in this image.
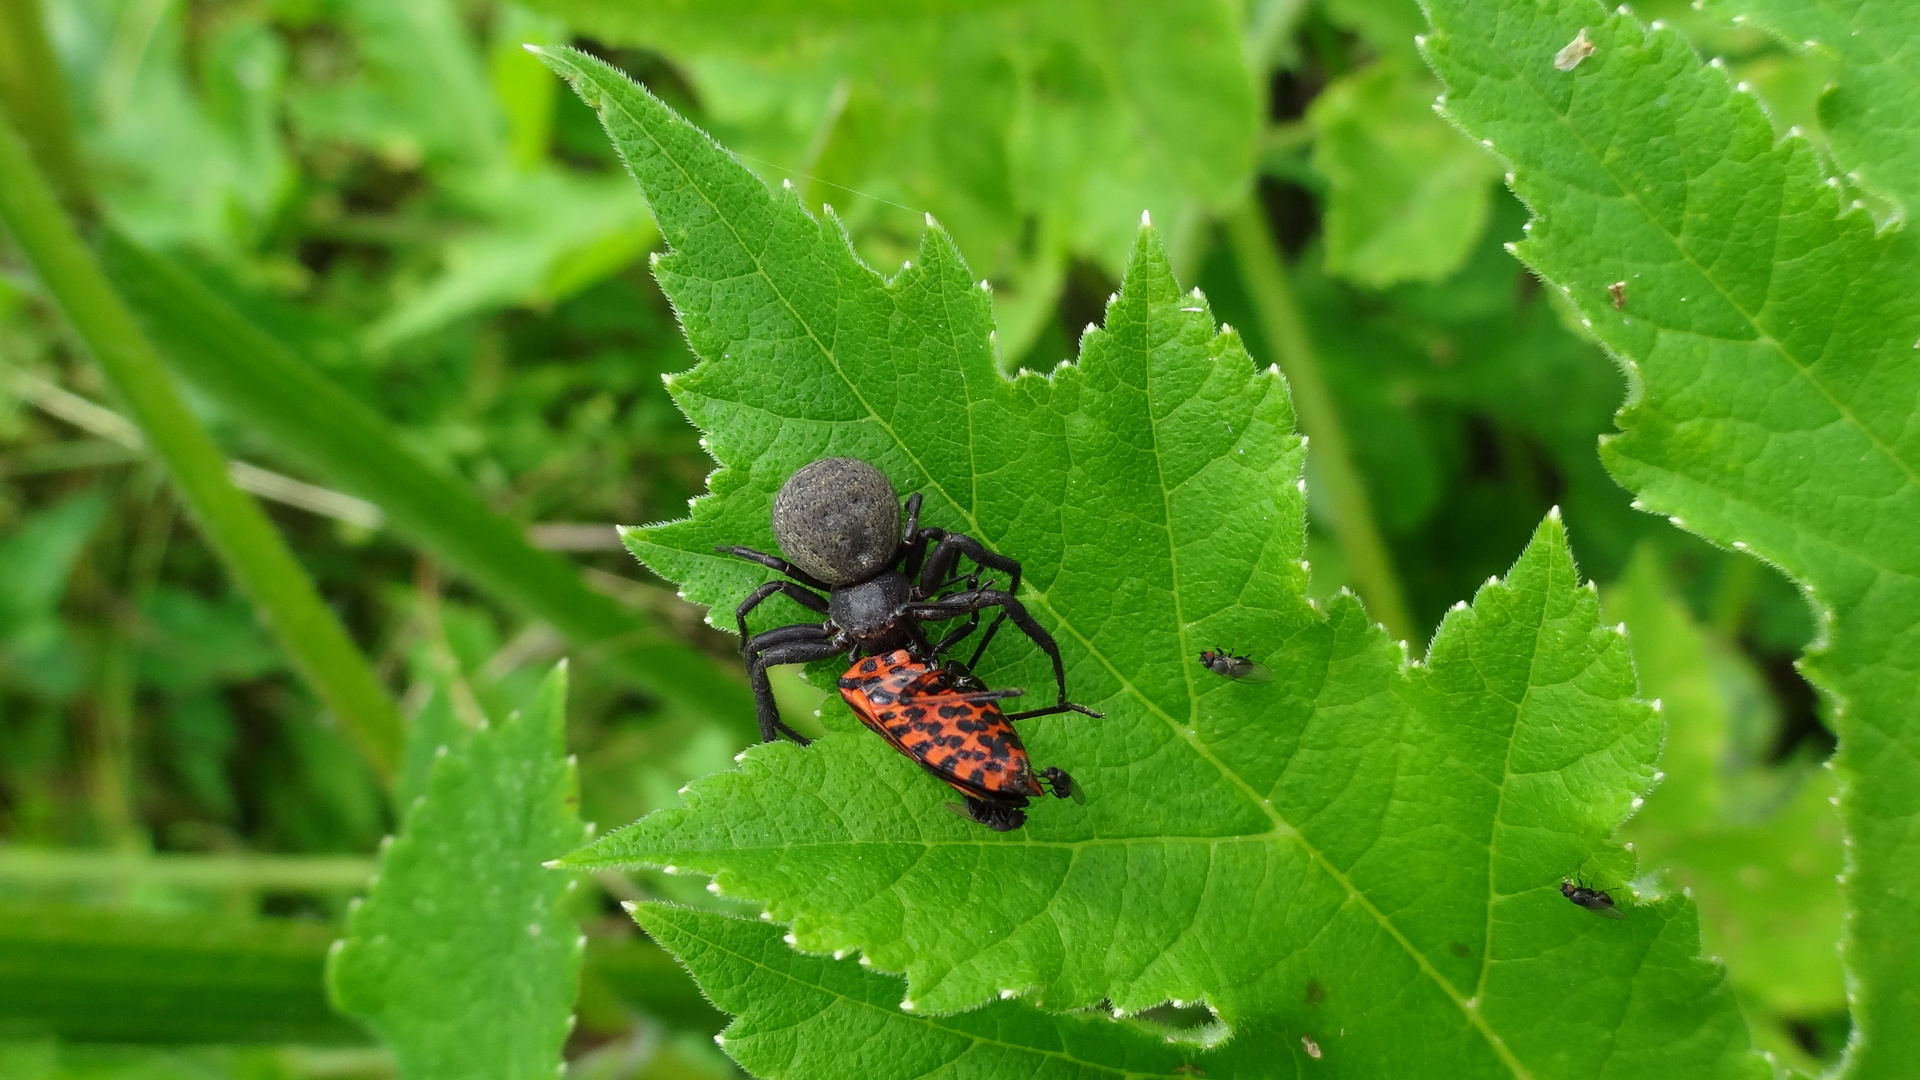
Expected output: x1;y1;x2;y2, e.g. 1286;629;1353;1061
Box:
771;458;903;586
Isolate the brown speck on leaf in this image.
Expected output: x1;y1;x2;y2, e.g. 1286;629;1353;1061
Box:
1302;1034;1323;1060
1555;28;1596;71
1450;941;1472;958
1609;281;1627;308
1304;978;1325;1005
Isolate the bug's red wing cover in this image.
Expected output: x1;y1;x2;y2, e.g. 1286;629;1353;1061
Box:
837;651;1041;800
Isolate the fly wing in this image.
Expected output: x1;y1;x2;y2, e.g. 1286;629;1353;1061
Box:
1590;902;1628;920
1233;661;1274;684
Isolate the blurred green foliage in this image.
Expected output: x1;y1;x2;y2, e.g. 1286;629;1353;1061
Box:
0;0;1853;1076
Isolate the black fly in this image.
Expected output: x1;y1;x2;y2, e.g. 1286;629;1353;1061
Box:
1561;880;1626;920
1199;648;1272;684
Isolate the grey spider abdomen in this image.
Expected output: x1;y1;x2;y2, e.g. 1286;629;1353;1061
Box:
771;458;901;585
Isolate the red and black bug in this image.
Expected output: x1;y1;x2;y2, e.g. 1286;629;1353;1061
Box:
838;649;1081;831
716;458;1099;829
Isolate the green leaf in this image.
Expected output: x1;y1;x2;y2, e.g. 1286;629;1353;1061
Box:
1701;0;1920;213
1309;59;1500;287
519;0;1257;359
541;50;1763;1074
328;663;588;1079
636;901;1246;1079
1421;0;1920;1068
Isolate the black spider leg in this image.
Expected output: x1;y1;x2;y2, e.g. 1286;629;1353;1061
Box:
724;566;833;745
741;624;844;745
730;578;830;644
898;492;927;580
915;529;1023;666
905;589;1095;714
713;545;832;592
929;567;991;655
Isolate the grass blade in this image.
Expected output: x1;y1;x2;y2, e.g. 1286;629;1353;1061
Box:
100;233;755;737
0;111;405;778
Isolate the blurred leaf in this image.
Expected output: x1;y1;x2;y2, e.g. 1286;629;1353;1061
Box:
1309;59;1498;288
135;587;282;692
0;491;103;638
159;692;240;821
524;0;1258;359
288;0;500;170
579;933;727;1036
1323;0;1429;65
1425;0;1920;1067
1701;0;1920;213
0;116;406;776
1609;550;1844;1017
0;902;363;1044
101;232;755;738
544;52;1762;1074
328;663;587;1079
366;168;657;349
64;3;292;254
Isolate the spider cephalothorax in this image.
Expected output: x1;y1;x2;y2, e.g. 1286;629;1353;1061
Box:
716;457;1099;746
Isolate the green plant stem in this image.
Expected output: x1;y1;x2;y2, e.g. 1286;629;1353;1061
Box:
0;0;90;213
0;849;376;891
1223;195;1415;642
0;113;405;779
101;233;756;738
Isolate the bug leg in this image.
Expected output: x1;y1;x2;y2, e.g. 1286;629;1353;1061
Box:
742;628;843;744
731;579;830;646
907;589;1084;712
1003;701;1104;721
714;545;833;591
947;796;1026;832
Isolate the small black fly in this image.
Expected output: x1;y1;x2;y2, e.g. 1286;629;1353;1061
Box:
1561;880;1627;920
1199;648;1272;684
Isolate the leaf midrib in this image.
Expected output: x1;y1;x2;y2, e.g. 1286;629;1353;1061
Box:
597;65;1530;1077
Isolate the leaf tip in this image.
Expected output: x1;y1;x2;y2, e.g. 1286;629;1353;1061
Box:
620;900;638;913
1139;208;1152;227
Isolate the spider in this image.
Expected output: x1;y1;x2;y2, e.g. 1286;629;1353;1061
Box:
716;457;1100;745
